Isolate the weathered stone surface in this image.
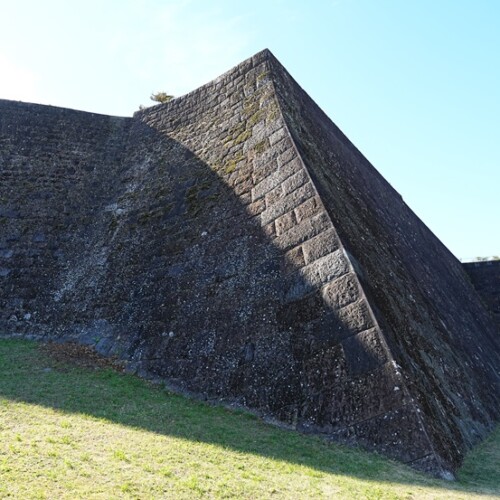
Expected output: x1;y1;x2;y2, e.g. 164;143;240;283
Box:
330;404;433;465
0;48;498;479
341;327;388;377
251;157;301;201
268;49;499;476
336;300;375;334
274;211;330;252
285;249;349;302
294;195;322;224
463;260;500;331
260;182;315;226
322;272;360;309
275;211;297;236
282;246;305;274
302;227;340;264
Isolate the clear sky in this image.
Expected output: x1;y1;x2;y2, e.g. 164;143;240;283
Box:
1;0;498;261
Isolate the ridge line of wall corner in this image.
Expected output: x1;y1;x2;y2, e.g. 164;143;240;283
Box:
264;60;448;475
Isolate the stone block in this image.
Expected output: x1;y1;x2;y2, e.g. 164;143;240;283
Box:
322;272;360;310
275;211;297;236
304;312;352;353
282;246;305;275
302;227;339;264
337;300;375;334
318;249;350;283
246;199;266;217
269;127;287;146
233;163;253;186
234;178;252;196
260;182;314;226
265;185;283;207
341;327;388;377
294;195;322;224
276;291;325;330
282;170;308;196
251;157;302;201
277;147;297;168
239;192;252;205
252;161;277;185
274;211;330;252
285;249;349;301
262;221;276;238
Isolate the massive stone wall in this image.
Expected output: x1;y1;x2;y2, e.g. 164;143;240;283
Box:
0;49;498;479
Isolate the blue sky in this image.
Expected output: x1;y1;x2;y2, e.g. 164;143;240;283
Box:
1;0;498;260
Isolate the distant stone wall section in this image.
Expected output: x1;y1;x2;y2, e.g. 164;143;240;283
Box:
463;260;500;331
0;101;130;329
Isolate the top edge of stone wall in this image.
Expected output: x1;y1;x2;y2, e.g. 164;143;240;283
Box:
133;48;274;119
0;98;130;120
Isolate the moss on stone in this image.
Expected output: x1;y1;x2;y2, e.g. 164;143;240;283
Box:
225;162;237;175
248;111;263;128
266;105;279;123
243;99;259;117
256;71;269;82
234;130;251;145
185;180;214;216
254;140;268;154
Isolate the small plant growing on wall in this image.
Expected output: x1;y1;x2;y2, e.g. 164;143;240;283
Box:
138;92;175;111
150;92;174;104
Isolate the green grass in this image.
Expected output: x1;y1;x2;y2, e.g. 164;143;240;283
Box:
0;339;498;499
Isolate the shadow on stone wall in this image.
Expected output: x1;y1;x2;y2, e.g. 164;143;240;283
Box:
0;110;424;472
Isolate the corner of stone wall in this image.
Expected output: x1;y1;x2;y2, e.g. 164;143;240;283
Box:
258;65;451;476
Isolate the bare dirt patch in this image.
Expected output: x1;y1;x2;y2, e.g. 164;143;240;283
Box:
39;342;125;372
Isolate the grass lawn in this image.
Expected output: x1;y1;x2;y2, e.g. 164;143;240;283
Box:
0;338;498;499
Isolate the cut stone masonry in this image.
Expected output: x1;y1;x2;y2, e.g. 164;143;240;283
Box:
0;49;498;479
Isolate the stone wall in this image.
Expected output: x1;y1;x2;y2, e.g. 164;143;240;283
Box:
0;50;498;479
0;101;130;331
266;52;500;474
463;260;500;331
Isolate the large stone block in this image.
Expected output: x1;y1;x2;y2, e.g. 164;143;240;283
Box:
260;182;315;225
322;272;360;309
251;157;301;201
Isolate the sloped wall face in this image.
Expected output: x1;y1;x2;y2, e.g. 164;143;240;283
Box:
135;54;435;470
0;100;130;332
267;56;500;471
464;261;500;331
1;55;365;424
128;54;408;433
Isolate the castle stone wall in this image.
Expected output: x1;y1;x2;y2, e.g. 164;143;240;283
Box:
266;53;499;474
0;100;131;331
0;50;498;478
